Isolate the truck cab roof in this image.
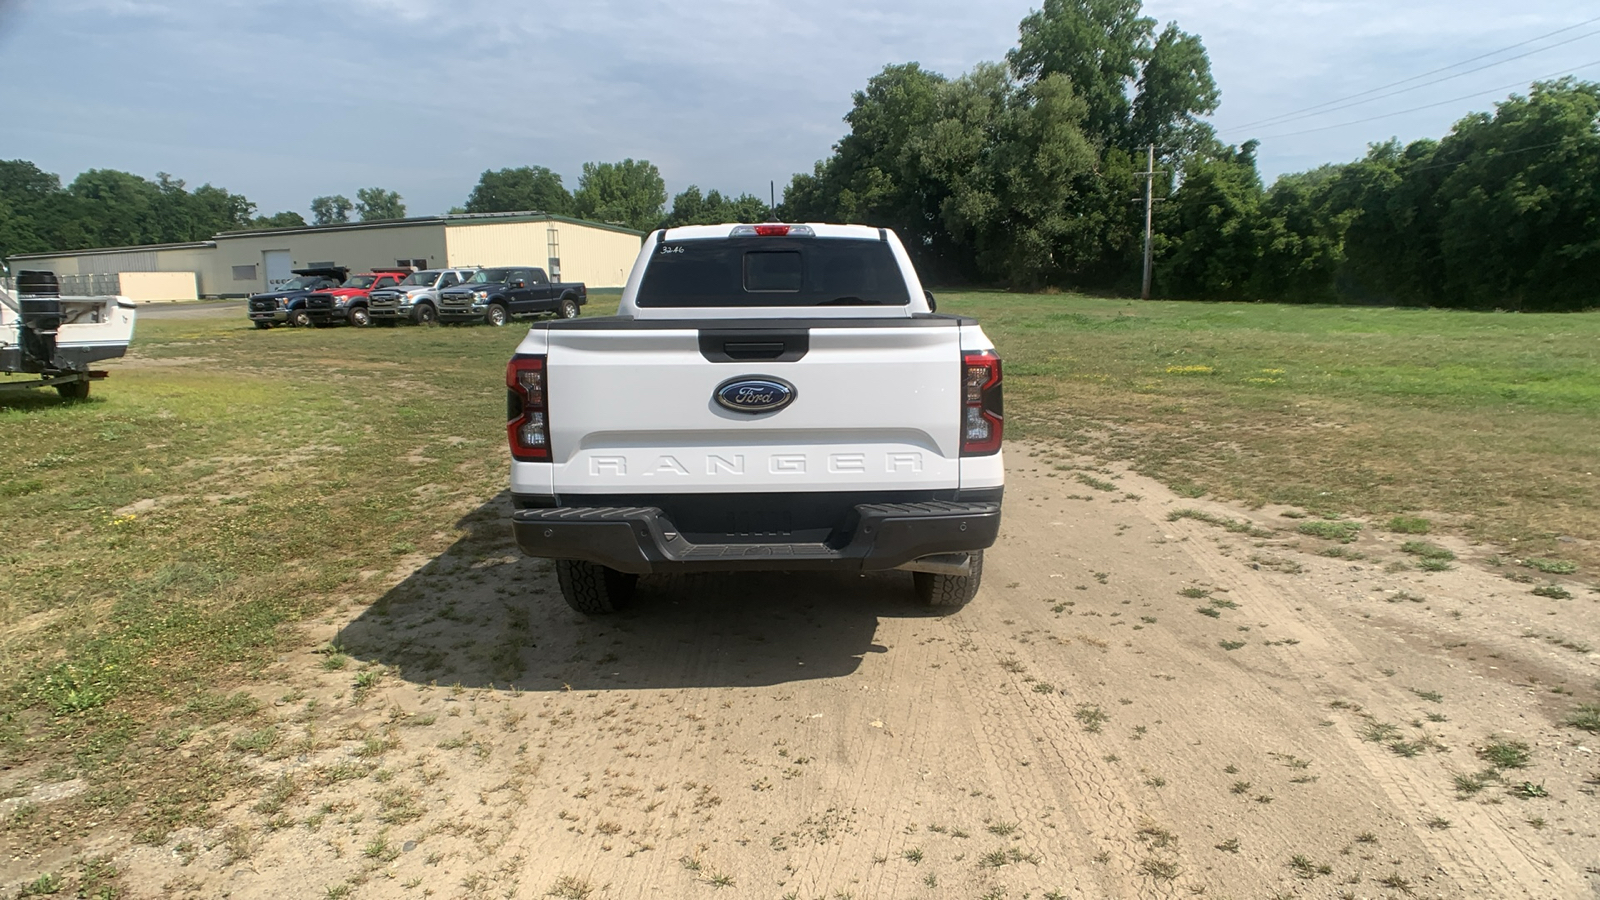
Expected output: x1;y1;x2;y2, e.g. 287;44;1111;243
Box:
292;266;349;280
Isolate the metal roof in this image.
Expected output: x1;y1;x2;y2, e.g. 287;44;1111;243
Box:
8;212;644;263
9;240;216;260
215;211;645;240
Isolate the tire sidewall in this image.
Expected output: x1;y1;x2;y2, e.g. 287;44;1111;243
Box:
486;303;508;327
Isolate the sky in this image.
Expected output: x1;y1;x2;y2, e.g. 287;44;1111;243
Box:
0;0;1596;221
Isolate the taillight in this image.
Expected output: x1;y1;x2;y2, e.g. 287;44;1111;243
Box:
961;350;1003;456
507;355;549;462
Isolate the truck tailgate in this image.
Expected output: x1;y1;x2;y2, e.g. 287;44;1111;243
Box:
545;322;961;494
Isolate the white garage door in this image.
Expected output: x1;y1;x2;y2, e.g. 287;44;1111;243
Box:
263;250;293;291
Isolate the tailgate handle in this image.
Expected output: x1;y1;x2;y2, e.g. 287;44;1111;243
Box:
724;341;786;359
699;329;810;363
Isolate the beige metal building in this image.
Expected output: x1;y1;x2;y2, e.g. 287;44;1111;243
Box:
7;212;644;299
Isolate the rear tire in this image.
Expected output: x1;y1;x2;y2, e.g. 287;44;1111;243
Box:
559;296;580;319
555;560;637;614
913;550;983;611
485;303;508;327
55;380;90;401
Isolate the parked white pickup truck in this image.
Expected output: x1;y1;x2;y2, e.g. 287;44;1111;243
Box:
505;223;1004;613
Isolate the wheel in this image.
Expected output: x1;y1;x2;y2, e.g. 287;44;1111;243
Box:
413;303;437;326
555;560;637;614
348;306;371;327
485;303;508;327
288;309;311;328
913;550;984;611
55;379;90;401
559;296;580;319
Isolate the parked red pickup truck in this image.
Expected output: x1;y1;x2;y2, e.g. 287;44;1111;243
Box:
304;268;411;327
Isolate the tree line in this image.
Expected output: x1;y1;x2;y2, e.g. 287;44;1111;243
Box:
778;0;1599;311
0;155;758;266
0;163;267;259
452;160;768;231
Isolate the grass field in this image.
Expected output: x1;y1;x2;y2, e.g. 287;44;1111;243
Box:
947;292;1600;561
2;293;1596;851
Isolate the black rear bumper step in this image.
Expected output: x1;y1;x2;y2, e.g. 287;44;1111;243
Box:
511;500;1000;575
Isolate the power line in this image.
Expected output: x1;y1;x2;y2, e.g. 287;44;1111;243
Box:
1225;15;1600;132
1252;58;1600;141
1231;27;1600;132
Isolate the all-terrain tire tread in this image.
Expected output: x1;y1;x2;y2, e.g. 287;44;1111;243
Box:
555;560;636;614
913;550;983;611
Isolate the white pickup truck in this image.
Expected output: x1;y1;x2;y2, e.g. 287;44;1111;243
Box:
505;223;1004;614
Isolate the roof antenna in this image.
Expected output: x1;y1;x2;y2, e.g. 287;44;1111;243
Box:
767;180;781;222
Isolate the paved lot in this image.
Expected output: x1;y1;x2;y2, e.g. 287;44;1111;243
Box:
135;300;245;319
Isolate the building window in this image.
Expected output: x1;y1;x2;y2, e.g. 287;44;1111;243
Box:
397;258;427;269
232;264;258;281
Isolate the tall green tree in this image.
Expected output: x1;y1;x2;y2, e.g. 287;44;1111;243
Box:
1247;165;1351;303
664;185;770;227
355;187;405;222
920;66;1107;286
188;183;256;236
783;63;959;273
0;160;69;260
1009;0;1154;142
66;169;171;248
572;159;665;231
1154;141;1264;299
250;211;307;229
1420;79;1597;310
310;195;352;225
151;174;254;240
464;166;573;215
1128;23;1221;154
1009;0;1217;155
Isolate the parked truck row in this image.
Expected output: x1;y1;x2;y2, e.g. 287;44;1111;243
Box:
247;265;588;329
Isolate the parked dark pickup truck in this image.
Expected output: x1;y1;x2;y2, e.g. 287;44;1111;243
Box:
247;267;347;328
437;267;587;326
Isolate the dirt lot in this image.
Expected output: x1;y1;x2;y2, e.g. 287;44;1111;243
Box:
9;447;1594;900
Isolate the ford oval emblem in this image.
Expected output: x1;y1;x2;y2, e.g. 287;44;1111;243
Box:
715;376;796;414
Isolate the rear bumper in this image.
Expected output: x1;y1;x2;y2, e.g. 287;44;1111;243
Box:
511;500;1001;575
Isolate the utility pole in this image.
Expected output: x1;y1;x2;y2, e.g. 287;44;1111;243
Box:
1141;143;1155;300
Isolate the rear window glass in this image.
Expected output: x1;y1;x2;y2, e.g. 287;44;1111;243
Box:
637;238;910;307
